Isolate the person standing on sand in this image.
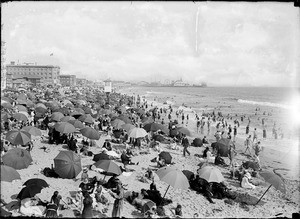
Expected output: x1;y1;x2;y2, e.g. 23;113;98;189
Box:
182;134;190;157
253;128;258;142
233;126;237;142
246;124;249;135
110;182;124;218
244;135;252;155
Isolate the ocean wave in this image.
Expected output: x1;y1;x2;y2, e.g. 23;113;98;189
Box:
237;99;291;109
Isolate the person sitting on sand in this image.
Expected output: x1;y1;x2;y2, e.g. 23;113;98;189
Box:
202;136;209;144
145;168;154;181
81;167;89;182
121;150;137;171
241;172;256;189
19;197;45;217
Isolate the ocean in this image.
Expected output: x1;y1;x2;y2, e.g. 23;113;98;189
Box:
120;86;298;132
119;86;299;179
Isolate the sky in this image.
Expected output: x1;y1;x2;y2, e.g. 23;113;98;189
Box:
1;1;300;87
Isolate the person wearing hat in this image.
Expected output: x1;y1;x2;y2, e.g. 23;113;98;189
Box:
241;171;256;189
110;182;124;218
81;167;89;182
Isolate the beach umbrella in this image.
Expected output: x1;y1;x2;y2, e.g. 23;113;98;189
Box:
82;106;92;114
2;96;13;104
117;115;132;124
143;122;168;134
197;166;225;183
51;112;64;122
121;123;135;132
176;127;192;136
54;151;82;179
111;119;125;130
35;103;47;113
1;165;21;182
255;171;286;205
60;116;76;122
16;98;27;105
17;184;45;200
212;138;232;157
78;114;94;124
128;127;148;138
153;134;165;143
192;138;203;147
13;112;28;122
80;127;100;140
141;200;156;214
6;130;31;145
197;162;210;169
156;166;190;199
1;100;12;109
242;161;260;171
93;160;122;177
93;152;111;162
159;151;172;164
142;117;154;124
68;119;85;129
182;170;194;181
1;112;11;121
62;99;72;106
21;126;42;136
23;178;49;188
73;108;85;114
2;148;33;170
77;99;87;105
54;107;70;115
54;122;76;134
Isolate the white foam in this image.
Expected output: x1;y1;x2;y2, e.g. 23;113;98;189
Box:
237;99;292;109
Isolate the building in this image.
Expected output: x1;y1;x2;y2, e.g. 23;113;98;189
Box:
1;40;6;90
59;74;76;86
6;61;60;88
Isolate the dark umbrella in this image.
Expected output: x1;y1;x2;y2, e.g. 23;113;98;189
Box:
143;122;168;134
213;138;232;157
0;207;12;217
78;114;94;124
159;151;172;164
192;138;203;147
153;134;165;143
169;129;178;138
255;171;286;205
23;178;49;188
182;170;194;181
93;152;111;162
54;151;82;179
2;148;33;170
17;184;45;200
1;165;21;182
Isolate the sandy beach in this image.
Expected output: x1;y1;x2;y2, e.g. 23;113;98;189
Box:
1;90;299;219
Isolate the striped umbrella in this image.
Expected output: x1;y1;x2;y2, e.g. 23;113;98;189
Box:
6;130;31;145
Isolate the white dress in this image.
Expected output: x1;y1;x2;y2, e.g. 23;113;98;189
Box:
241;176;256;189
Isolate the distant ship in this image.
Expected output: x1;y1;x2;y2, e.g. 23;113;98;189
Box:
192;82;207;87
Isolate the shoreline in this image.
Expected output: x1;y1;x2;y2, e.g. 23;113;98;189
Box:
119;87;299;181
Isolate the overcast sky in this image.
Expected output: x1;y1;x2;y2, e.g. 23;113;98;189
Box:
2;1;300;87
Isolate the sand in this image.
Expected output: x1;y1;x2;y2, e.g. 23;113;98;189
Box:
1;100;299;218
